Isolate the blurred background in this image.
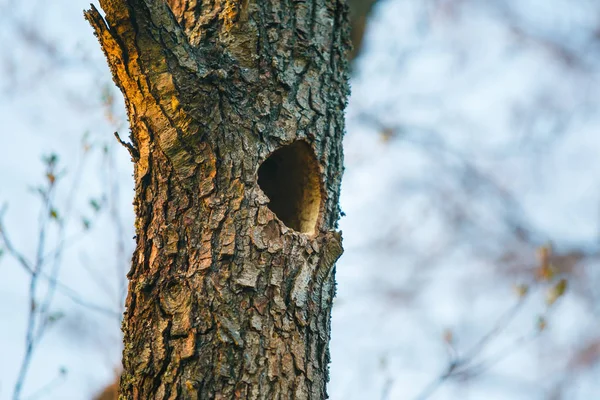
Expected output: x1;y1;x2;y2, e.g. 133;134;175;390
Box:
1;0;600;399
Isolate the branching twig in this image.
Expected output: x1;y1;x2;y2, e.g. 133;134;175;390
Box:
0;214;120;319
413;294;533;400
12;170;55;400
35;149;88;340
1;152;122;400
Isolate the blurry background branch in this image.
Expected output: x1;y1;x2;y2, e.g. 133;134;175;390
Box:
348;0;380;61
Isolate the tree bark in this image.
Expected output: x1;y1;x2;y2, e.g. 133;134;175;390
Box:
85;1;349;399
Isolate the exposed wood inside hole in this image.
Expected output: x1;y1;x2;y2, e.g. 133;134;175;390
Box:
257;141;322;235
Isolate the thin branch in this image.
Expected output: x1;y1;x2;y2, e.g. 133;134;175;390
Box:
46;275;121;318
459;296;526;362
1;219;120;318
35;149;88;340
412;294;531;400
114;131;139;161
413;366;453;400
13;178;53;400
22;368;67;400
0;205;34;274
452;331;540;379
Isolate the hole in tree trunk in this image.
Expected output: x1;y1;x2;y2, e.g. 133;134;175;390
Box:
257;141;322;235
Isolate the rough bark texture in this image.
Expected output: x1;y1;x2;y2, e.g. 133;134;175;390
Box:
85;0;350;399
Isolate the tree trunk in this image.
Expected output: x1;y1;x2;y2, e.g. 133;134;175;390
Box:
85;1;349;399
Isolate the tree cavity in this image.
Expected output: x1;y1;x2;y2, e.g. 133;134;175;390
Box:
257;141;322;235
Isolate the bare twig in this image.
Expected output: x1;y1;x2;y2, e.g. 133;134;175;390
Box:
0;214;120;319
3;152;122;400
452;331;540;379
413;295;531;400
460;296;527;363
35;148;88;340
114;131;139;161
22;368;67;400
0;205;34;274
12;167;55;400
